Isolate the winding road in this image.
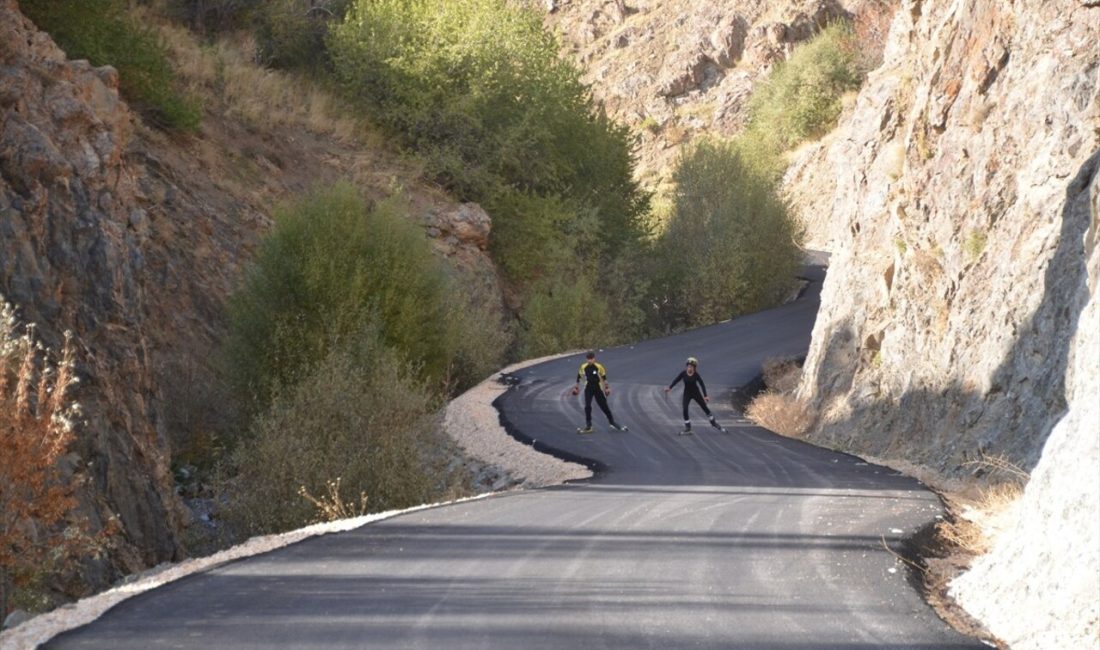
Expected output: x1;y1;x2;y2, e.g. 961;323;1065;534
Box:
47;263;983;649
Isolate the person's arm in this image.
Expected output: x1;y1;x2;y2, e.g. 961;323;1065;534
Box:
572;363;583;395
665;371;685;392
697;373;708;400
597;362;610;395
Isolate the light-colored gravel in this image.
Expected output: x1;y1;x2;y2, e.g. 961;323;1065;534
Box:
444;352;592;488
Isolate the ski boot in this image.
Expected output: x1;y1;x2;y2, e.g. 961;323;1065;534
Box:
709;417;727;433
610;422;629;432
576;425;594;434
678;422;693;436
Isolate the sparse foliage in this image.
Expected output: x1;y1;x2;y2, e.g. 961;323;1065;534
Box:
0;303;95;616
298;478;369;523
745;22;862;154
21;0;203;131
224;335;450;535
745;392;814;438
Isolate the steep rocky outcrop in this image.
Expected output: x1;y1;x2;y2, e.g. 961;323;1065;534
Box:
1;0;505;598
541;0;871;185
951;152;1098;650
783;0;1098;644
2;0;194;582
786;0;1098;474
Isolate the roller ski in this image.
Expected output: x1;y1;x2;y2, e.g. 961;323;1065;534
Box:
678;423;694;436
609;423;629;432
576;426;595;434
708;417;728;433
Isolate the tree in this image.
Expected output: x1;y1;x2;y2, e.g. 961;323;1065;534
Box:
652;140;804;330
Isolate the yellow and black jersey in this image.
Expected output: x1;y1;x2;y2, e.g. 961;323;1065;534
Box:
577;361;607;389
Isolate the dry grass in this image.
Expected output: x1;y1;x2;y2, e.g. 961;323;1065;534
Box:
745;391;814;438
762;356;802;393
298;478;370;523
147;13;361;141
937;481;1024;555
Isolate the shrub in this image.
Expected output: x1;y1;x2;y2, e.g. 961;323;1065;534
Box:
762;357;803;393
224;334;460;535
21;0;203;131
518;276;611;358
225;183;505;413
0;303;97;615
162;0;262;34
329;0;648;277
254;0;350;71
745;392;814;438
651;139;804;330
745;22;861;153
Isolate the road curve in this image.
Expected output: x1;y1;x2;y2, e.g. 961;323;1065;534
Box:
47;263;983;649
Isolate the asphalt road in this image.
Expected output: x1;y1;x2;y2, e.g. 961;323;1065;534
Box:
47;263;984;649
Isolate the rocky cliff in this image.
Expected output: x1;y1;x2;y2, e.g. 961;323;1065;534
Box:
782;0;1098;645
541;0;879;186
1;0;505;598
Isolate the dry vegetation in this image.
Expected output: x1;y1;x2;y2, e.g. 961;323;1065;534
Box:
150;17;361;140
0;303;103;616
746;357;814;437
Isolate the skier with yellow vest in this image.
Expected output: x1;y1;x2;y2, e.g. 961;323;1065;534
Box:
572;351;627;434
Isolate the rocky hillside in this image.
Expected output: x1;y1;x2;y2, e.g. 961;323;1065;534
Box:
782;0;1098;645
1;0;503;598
540;0;886;186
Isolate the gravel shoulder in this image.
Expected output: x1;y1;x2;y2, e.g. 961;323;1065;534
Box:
443;352;592;488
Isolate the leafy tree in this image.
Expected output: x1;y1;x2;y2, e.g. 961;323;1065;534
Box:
329;0;648;280
652;140;804;330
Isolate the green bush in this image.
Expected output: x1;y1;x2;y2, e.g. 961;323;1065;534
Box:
651;139;804;330
21;0;202;131
329;0;648;279
254;0;350;71
224;334;462;535
745;22;861;152
518;275;611;358
163;0;262;34
225;183;506;412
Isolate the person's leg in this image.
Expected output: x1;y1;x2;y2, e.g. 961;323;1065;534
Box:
681;393;692;431
583;387;595;427
692;393;721;428
593;389;615;424
695;393;712;417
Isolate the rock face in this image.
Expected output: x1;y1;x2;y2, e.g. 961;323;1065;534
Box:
542;0;863;185
2;0;191;580
787;0;1099;473
784;0;1098;644
950;153;1098;650
2;0;507;597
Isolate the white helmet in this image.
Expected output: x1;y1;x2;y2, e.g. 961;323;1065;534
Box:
686;356;698;366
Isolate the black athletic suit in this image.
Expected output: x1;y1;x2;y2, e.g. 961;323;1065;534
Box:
668;370;713;421
577;361;617;427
